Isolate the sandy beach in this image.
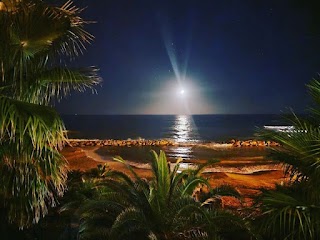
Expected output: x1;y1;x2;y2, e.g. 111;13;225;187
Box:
62;141;287;202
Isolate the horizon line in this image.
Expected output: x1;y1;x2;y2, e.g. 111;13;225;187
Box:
59;113;295;116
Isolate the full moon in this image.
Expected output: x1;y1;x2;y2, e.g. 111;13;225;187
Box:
179;89;185;95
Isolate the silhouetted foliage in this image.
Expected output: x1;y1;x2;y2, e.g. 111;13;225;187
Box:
255;79;320;239
0;0;100;228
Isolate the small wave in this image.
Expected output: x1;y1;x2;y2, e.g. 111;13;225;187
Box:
165;146;194;160
118;160;281;175
264;125;307;133
124;161;151;170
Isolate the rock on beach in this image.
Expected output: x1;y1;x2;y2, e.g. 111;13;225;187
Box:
66;139;280;148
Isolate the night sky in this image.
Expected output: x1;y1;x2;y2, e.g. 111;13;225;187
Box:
56;0;320;115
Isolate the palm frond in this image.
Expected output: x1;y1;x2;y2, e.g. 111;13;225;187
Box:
110;207;149;240
0;0;101;228
258;186;320;240
198;185;241;205
181;177;209;196
25;66;101;104
307;78;320;106
258;111;320;185
49;0;95;59
112;156;143;183
150;150;171;207
0;95;66;150
0;144;67;228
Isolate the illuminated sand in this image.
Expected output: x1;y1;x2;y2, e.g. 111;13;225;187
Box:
62;146;153;179
62;143;287;204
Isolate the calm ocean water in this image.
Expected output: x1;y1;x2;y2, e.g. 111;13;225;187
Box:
61;114;285;142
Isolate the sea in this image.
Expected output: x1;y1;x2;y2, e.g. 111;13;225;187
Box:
62;114;285;142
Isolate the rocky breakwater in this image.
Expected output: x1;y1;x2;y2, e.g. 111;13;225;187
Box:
67;139;280;148
230;139;280;147
67;139;176;147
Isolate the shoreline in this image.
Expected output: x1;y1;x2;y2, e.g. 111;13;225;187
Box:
61;143;287;200
65;146;282;174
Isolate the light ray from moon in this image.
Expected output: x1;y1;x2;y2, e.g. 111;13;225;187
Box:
160;22;193;115
160;19;193;87
155;22;216;115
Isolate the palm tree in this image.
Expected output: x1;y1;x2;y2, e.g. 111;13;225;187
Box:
74;150;251;240
0;0;101;228
256;79;320;239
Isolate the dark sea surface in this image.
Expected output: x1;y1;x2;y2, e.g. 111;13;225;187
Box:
62;114;285;142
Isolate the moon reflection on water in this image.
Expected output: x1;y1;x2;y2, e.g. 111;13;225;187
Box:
166;115;199;160
172;115;199;143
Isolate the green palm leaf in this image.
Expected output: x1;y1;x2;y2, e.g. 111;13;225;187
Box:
255;77;320;239
110;207;150;240
0;0;101;228
25;66;101;104
258;186;320;240
72;151;255;239
0;96;66;148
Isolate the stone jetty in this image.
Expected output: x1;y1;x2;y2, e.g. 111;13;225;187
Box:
230;139;280;147
67;139;280;148
67;139;176;147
